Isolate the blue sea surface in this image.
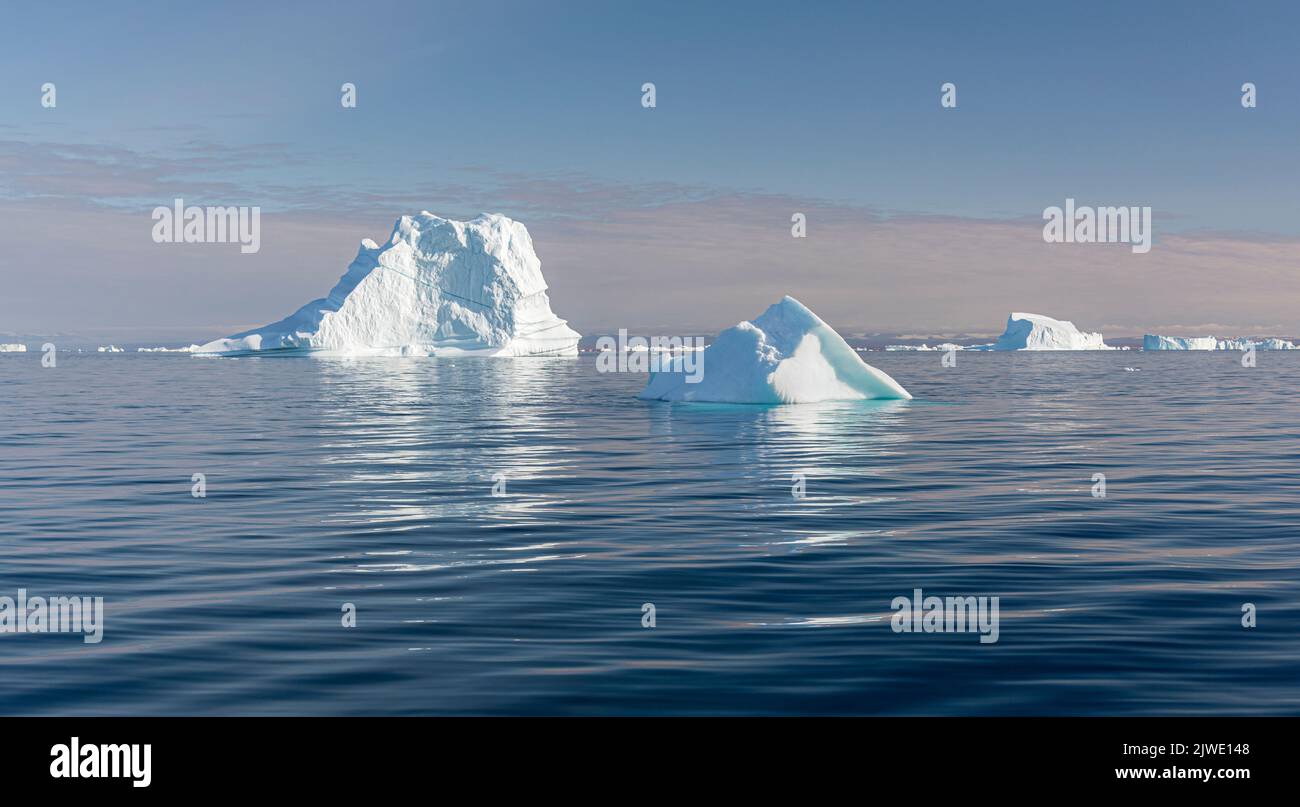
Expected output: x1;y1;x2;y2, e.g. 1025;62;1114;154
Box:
1;351;1297;715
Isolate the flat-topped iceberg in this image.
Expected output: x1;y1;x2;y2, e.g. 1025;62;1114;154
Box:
1143;334;1218;350
993;312;1108;350
638;296;911;404
1144;334;1296;350
196;212;579;357
0;343;26;352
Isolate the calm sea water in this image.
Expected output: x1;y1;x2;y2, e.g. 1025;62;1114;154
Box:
1;350;1298;715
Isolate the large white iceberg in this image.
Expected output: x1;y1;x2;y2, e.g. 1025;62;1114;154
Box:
992;312;1108;350
637;296;911;404
197;212;579;356
0;343;26;352
1144;334;1296;350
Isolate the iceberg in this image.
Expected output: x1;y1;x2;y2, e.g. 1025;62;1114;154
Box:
1143;334;1217;350
637;296;911;404
196;212;579;357
1217;337;1295;351
993;313;1108;350
1248;338;1297;350
0;343;26;352
1143;334;1296;350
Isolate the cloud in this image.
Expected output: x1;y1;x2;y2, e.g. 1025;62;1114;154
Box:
2;136;1298;340
533;198;1300;336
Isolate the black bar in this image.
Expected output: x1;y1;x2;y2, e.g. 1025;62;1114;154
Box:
4;717;1284;794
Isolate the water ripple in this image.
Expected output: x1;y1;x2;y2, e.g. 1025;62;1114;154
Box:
1;351;1298;715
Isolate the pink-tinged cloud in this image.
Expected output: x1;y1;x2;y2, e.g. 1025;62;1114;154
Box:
2;138;1298;341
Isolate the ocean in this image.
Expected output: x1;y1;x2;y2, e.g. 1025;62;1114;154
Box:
1;350;1297;715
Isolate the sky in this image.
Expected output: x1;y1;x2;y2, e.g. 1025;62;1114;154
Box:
2;0;1299;342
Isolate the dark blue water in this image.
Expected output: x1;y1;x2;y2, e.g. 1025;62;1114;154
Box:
1;351;1297;715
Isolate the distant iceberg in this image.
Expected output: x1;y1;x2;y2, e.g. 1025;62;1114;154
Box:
0;343;26;352
1217;337;1296;351
196;212;579;357
1144;334;1296;350
992;313;1109;350
1143;334;1217;350
638;296;911;404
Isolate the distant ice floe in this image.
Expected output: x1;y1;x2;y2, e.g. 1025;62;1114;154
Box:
137;345;200;353
195;212;579;357
1143;334;1296;350
884;342;964;352
623;343;706;352
97;345;124;353
0;343;26;352
638;296;911;404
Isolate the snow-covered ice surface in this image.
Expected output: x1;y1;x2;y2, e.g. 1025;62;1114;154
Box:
638;296;911;404
196;213;580;357
992;312;1109;350
0;343;26;352
1144;334;1296;350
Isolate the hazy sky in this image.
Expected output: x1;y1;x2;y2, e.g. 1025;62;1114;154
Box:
2;0;1299;341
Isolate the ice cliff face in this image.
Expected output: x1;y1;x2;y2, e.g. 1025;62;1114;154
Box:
197;213;579;356
993;313;1108;350
638;296;911;404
